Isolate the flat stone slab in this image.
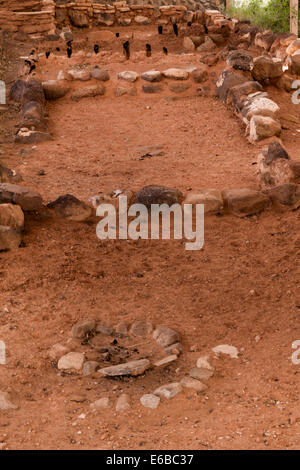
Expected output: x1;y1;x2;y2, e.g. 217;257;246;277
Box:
95;321;113;336
71;85;105;101
130;321;153;337
154;382;182;399
153;325;180;348
154;355;177;367
116;393;131;412
140;393;160;409
180;377;207;392
57;352;85;371
212;344;239;358
71;319;96;338
99;359;151;377
90;397;110;409
189;367;214;381
196;355;213;370
83;361;99;376
162;68;189;80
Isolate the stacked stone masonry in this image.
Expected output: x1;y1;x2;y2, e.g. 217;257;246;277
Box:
0;0;56;34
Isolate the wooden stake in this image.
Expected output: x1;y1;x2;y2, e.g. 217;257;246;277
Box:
290;0;299;36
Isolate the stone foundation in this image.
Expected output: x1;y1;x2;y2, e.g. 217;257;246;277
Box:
0;0;56;35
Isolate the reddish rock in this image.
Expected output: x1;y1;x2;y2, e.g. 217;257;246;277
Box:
222;188;271;217
47;194;92;221
0;183;42;211
264;183;300;209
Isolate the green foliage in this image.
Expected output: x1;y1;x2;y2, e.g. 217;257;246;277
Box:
226;0;299;33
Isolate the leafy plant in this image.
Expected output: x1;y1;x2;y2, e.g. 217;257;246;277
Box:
226;0;299;33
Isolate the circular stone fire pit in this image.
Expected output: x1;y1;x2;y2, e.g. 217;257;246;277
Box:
56;319;182;378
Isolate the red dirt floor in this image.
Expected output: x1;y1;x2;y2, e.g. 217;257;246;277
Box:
0;25;300;450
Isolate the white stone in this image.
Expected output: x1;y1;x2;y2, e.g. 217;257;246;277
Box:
196;355;213;370
162;68;189;80
90;397;110;409
57;352;85;370
244;97;280;120
180;377;208;392
68;69;90;81
118;71;139;83
154;355;177;367
153;382;182;399
140;394;160;409
116;393;131;412
212;344;239;359
249;115;281;142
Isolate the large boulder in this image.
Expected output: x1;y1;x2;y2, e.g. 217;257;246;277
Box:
0;184;42;211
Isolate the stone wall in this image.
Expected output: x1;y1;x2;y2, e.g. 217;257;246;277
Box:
54;0;221;28
0;0;222;35
0;0;56;35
